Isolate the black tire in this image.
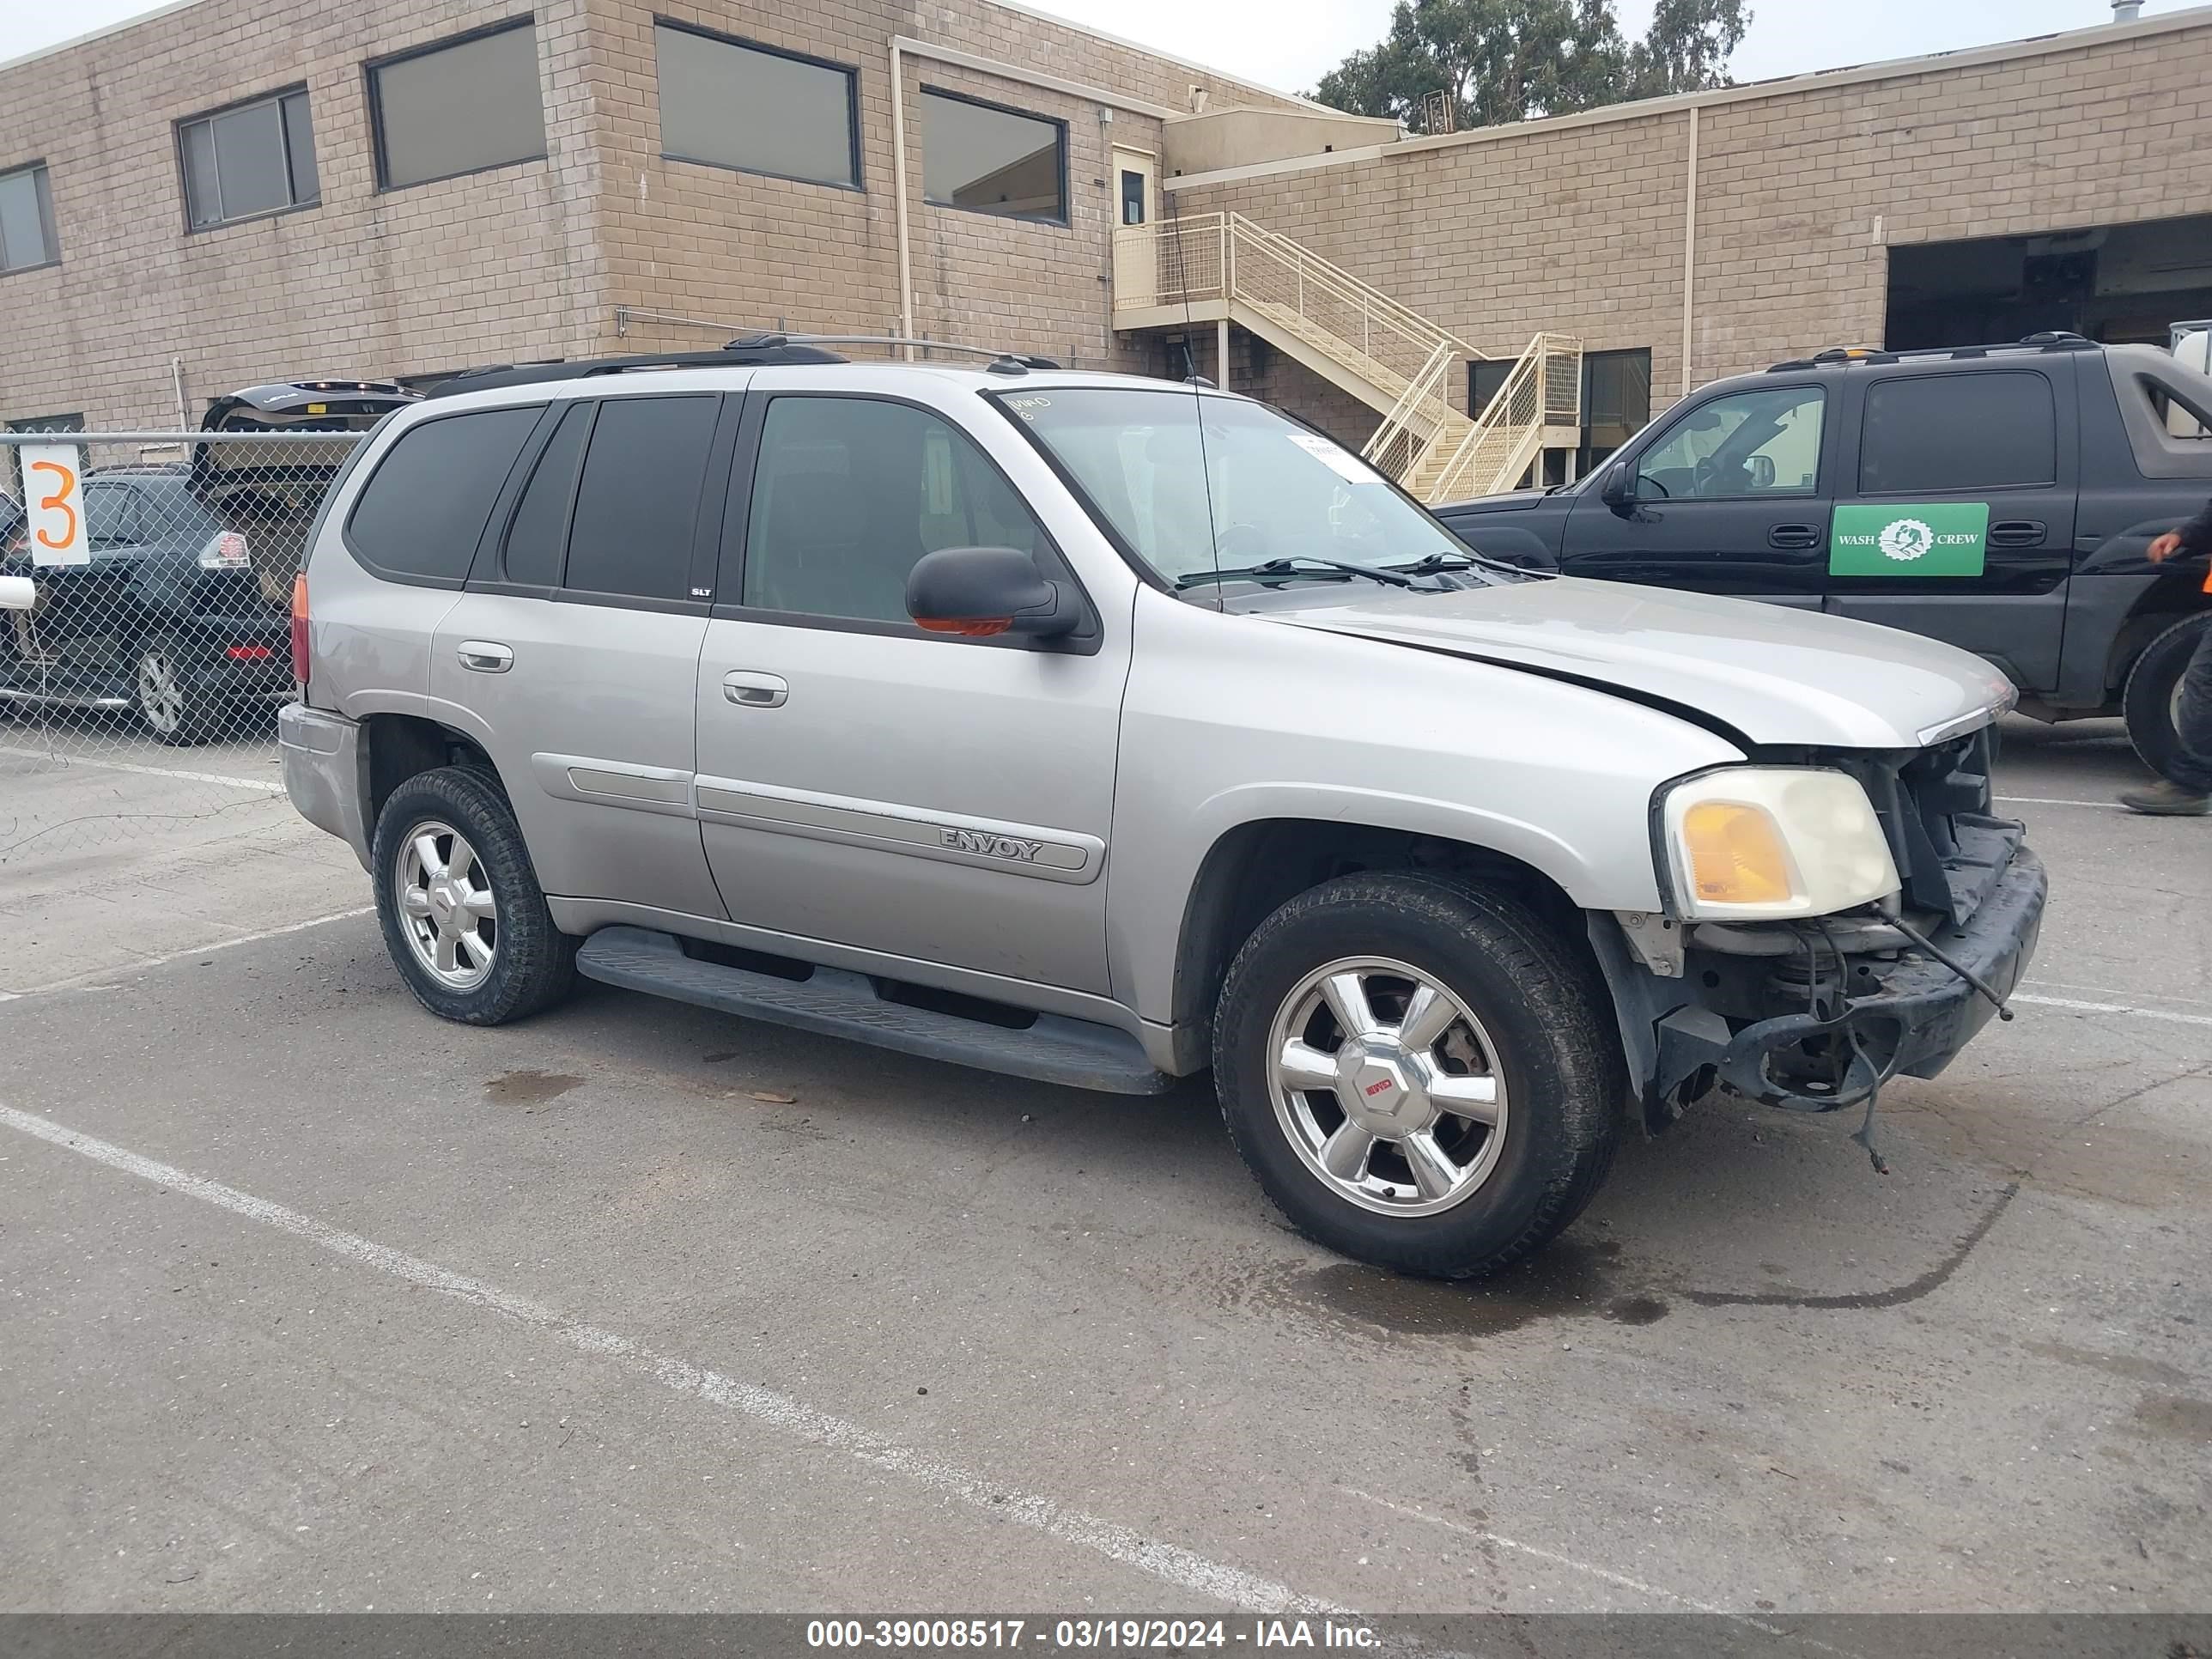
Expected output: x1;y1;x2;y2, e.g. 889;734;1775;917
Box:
1212;872;1623;1280
371;765;576;1025
2124;613;2211;778
135;634;222;746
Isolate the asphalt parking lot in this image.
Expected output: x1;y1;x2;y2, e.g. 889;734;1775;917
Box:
1;715;2206;1620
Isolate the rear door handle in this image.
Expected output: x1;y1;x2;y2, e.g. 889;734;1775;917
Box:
722;670;788;708
457;641;513;673
1767;523;1822;550
1990;520;2047;548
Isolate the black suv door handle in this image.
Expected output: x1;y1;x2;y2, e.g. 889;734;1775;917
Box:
1990;520;2046;548
1766;523;1821;550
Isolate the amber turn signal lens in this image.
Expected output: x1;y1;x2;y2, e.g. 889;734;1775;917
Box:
1680;800;1794;906
915;617;1011;636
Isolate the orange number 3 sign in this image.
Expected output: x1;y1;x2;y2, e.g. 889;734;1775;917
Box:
21;445;87;567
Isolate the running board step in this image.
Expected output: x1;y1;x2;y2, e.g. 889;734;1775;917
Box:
574;926;1172;1095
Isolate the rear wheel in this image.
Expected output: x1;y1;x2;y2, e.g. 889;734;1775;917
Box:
136;635;221;746
372;766;575;1024
2123;613;2210;778
1212;872;1623;1279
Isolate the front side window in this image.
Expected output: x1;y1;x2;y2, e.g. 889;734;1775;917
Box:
347;407;542;582
655;23;858;189
180;89;318;228
1859;372;2057;493
1636;386;1825;500
921;91;1065;223
1000;387;1474;589
0;162;59;272
743;397;1045;624
564;396;720;603
370;21;546;191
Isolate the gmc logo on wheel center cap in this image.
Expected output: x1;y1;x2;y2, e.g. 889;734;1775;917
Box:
1363;1077;1395;1097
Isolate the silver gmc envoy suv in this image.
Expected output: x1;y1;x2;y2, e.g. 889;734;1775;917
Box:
281;338;2045;1279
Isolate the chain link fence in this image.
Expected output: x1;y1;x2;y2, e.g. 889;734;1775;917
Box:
1;429;362;860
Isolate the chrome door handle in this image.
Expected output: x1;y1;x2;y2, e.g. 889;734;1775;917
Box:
457;641;514;673
723;670;788;708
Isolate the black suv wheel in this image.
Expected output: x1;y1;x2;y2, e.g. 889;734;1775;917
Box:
2124;613;2211;777
1212;872;1623;1279
372;766;576;1025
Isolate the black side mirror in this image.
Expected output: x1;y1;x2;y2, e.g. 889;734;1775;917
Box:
906;545;1080;640
1599;462;1634;511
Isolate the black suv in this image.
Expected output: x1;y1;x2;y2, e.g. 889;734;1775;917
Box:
1;380;418;744
1436;334;2212;769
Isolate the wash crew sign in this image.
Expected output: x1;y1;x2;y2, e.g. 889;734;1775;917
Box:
1830;502;1989;578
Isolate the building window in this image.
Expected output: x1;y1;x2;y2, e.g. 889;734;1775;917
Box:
368;20;545;191
1581;347;1651;467
921;89;1065;224
0;162;59;273
179;89;319;229
1119;167;1146;226
654;22;859;190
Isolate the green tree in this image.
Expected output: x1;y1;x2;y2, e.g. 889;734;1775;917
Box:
1313;0;1747;133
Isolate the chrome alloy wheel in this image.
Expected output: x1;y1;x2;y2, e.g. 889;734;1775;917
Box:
393;820;498;990
136;647;187;737
1265;956;1510;1217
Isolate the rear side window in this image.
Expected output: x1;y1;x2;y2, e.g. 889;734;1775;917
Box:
564;396;720;602
348;407;540;582
742;395;1043;624
501;402;591;587
1858;372;2056;494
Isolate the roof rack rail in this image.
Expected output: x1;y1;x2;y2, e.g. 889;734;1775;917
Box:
726;333;1061;373
1769;330;2103;373
422;341;849;398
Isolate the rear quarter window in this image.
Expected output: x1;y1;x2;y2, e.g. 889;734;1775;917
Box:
345;405;542;583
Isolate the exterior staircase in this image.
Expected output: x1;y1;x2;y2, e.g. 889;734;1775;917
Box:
1111;210;1582;501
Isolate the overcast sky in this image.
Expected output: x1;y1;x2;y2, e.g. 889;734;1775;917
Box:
0;0;2190;96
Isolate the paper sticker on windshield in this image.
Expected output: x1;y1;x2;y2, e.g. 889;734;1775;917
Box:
1831;503;1988;578
1288;430;1376;484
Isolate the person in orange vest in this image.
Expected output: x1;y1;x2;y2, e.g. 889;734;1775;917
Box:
2121;501;2212;816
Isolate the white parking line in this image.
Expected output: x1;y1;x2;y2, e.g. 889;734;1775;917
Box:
0;1102;1347;1615
0;745;283;794
2011;993;2212;1030
1;907;377;1000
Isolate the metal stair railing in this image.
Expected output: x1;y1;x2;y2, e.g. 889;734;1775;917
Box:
1419;331;1583;501
1359;341;1462;482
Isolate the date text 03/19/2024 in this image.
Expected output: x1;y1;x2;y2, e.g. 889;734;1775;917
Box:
805;1620;1382;1650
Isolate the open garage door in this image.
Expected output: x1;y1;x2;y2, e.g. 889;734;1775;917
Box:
1887;211;2212;349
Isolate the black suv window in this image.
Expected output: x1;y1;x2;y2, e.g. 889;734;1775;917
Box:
742;396;1043;624
349;407;541;582
564;395;720;603
1636;386;1824;500
501;402;592;588
1859;371;2056;493
83;482;143;547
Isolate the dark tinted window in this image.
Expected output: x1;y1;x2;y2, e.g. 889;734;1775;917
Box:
371;22;545;190
921;91;1064;222
83;483;142;546
347;407;540;581
501;402;590;586
1859;372;2056;493
656;23;857;188
564;396;720;602
0;161;58;271
744;397;1044;623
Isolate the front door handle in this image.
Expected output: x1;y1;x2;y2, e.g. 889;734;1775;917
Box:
723;670;788;708
1990;520;2047;548
457;641;513;673
1767;523;1822;550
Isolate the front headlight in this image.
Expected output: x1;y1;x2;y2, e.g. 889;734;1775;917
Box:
1659;768;1900;921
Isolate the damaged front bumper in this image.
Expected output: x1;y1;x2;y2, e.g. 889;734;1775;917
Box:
1594;847;2047;1124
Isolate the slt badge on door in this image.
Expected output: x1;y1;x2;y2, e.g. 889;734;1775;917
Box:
1830;502;1989;578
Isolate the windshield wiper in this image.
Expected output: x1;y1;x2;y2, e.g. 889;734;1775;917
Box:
1388;552;1479;576
1175;556;1416;591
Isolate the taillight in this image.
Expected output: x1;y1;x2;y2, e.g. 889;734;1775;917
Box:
225;644;275;660
290;572;311;684
199;531;251;570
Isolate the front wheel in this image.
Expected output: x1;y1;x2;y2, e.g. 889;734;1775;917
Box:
2124;613;2211;778
1212;873;1623;1279
371;766;576;1025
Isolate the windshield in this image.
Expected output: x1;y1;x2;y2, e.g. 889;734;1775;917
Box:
995;386;1485;588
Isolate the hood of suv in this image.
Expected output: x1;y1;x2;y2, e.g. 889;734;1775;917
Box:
1279;577;2014;750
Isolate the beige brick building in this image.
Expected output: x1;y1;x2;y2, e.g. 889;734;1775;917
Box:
3;0;2211;478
